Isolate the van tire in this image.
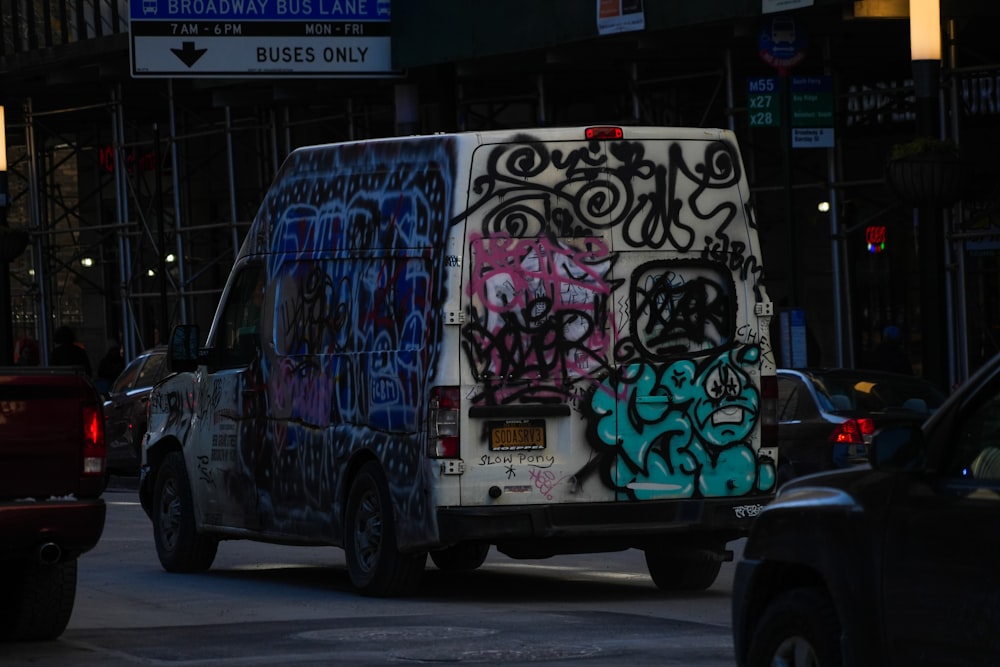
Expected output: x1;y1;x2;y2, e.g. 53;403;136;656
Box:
0;558;77;641
430;542;490;571
644;547;722;591
153;451;218;573
345;462;426;596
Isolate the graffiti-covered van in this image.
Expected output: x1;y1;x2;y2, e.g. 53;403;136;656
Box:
139;125;777;596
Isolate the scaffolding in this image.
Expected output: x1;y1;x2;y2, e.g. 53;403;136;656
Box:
6;79;397;366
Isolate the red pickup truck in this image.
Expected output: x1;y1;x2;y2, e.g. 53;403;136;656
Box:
0;367;107;641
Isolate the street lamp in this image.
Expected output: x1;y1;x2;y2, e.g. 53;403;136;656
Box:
910;0;941;62
911;0;941;117
909;0;948;388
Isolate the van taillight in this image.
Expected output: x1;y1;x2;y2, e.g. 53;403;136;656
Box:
428;386;460;458
760;375;778;448
82;402;107;476
585;126;624;140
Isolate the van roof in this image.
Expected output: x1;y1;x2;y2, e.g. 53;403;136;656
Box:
291;125;734;155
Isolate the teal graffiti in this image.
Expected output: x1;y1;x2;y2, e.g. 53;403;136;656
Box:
590;345;775;499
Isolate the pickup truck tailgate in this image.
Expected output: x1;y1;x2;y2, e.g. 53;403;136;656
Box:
0;371;103;499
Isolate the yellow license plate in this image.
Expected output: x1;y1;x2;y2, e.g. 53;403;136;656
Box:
488;419;546;451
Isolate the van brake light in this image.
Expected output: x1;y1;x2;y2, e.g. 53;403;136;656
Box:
428;386;460;458
585;126;624;140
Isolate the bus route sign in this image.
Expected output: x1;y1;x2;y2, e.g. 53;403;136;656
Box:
129;0;397;78
748;77;780;128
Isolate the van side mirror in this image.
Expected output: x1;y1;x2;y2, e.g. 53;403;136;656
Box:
870;425;927;472
167;324;204;373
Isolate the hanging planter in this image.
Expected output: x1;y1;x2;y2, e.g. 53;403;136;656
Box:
0;226;30;262
885;137;962;208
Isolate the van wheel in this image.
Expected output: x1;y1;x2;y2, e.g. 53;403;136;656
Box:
430;542;490;571
747;588;842;667
0;558;77;641
644;547;722;591
344;462;426;596
153;451;218;573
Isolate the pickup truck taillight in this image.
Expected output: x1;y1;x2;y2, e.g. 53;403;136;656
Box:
82;401;107;476
428;386;459;458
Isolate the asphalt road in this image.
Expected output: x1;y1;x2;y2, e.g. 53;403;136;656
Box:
1;480;743;666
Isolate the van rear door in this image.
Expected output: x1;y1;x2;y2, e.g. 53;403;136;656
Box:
457;132;618;506
600;134;766;501
457;129;768;507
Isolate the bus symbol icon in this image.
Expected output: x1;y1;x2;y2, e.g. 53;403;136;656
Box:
142;0;157;15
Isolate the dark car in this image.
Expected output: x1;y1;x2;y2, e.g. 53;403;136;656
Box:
103;347;168;475
776;368;946;483
733;355;1000;666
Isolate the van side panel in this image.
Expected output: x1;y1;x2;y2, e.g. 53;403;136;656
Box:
247;139;461;547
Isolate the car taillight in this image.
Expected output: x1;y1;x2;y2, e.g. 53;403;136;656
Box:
760;375;778;448
828;417;875;445
585;126;624;140
82;402;107;476
428;386;460;458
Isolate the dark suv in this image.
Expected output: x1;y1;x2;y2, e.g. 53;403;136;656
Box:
733;356;1000;666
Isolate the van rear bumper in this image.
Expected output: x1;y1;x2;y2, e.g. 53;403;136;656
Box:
436;496;770;554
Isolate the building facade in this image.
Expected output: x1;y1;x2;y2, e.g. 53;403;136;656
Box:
1;0;998;388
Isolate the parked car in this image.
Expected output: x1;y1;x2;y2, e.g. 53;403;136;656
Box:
776;368;946;483
733;354;1000;666
103;347;167;475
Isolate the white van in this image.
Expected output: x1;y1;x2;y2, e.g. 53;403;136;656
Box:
140;125;777;596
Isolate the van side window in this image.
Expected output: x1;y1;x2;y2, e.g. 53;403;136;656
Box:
213;263;266;369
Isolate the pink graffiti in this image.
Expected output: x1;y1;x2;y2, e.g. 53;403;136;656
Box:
466;233;615;382
528;467;571;500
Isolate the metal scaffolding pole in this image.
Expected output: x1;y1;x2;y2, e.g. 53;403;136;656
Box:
112;85;137;361
225;106;240;259
24;99;52;366
946;19;968;384
168;79;189;324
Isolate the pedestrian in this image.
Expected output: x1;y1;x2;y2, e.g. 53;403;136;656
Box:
51;325;93;377
96;340;125;393
15;337;39;366
867;325;912;375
